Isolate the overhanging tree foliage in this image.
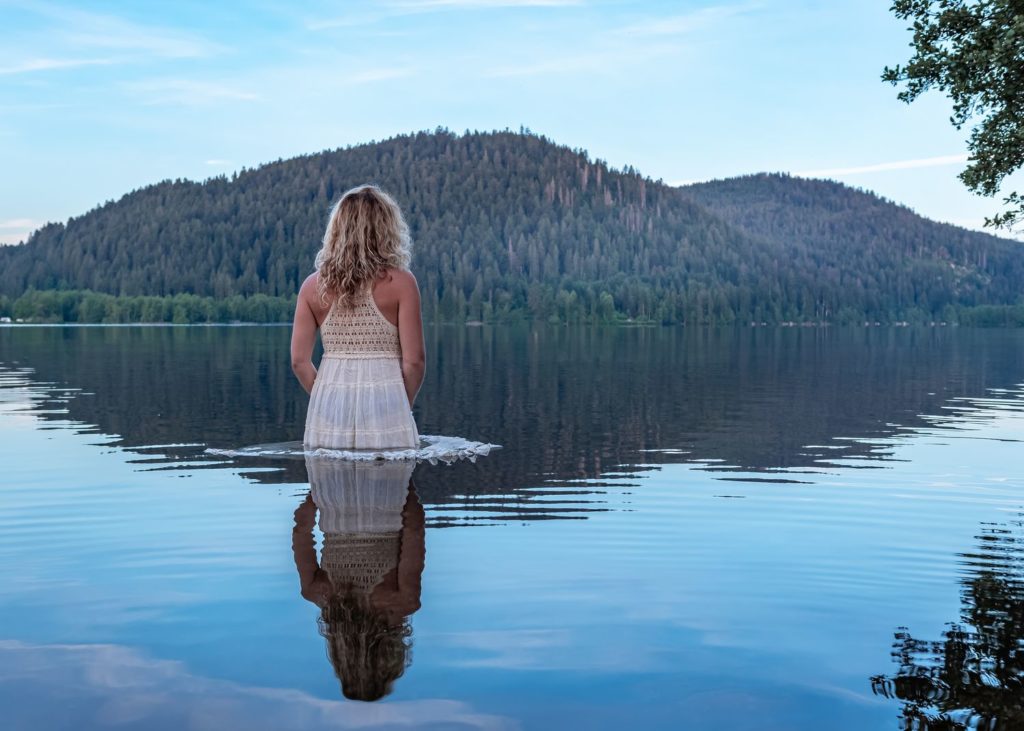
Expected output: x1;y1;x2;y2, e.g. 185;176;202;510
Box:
883;0;1024;229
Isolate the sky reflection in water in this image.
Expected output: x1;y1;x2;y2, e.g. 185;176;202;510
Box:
0;325;1022;730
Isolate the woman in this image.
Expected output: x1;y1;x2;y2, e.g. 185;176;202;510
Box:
291;184;425;450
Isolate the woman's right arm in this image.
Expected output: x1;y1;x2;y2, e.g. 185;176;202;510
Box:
291;275;319;394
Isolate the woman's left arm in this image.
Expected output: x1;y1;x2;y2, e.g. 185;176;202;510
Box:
291;276;319;394
397;271;426;406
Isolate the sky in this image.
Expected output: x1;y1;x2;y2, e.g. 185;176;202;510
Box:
1;0;1021;245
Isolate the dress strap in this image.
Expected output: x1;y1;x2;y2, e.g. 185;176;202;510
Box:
363;284;398;332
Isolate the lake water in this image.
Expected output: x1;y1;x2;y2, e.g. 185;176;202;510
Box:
1;325;1022;730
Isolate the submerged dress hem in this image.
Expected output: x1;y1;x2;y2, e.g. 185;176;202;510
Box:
304;355;419;451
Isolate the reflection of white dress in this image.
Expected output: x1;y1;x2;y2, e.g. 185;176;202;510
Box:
303;287;419;450
307;457;415;594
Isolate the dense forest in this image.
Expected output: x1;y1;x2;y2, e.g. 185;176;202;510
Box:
2;128;1023;325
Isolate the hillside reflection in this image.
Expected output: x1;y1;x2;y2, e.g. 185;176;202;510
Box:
871;516;1024;728
2;325;1023;521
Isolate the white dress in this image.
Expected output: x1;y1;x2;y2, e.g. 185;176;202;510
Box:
303;286;419;450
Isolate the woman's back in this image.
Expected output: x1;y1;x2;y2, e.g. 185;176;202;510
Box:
319;281;402;359
301;277;419;451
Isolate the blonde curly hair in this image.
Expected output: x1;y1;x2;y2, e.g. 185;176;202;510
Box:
314;184;412;309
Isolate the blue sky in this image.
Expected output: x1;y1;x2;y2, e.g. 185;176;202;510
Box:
2;0;1020;245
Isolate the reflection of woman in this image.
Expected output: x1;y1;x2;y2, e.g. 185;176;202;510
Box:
292;457;425;701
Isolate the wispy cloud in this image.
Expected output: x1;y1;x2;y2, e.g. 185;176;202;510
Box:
937;216;1024;240
476;4;746;79
0;218;43;229
124;79;260;106
0;218;44;245
306;13;383;31
345;67;415;83
391;0;582;7
204;159;232;166
615;3;758;36
483;52;610;78
940;216;988;230
0;640;515;730
307;0;581;29
670;154;972;188
435;628;665;672
481;36;683;78
796;154;969;178
0;57;116;75
62;27;217;59
5;2;222;68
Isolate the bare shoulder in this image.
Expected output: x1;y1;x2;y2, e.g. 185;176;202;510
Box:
298;272;331;322
386;268;419;293
296;270;319;305
298;272;319;301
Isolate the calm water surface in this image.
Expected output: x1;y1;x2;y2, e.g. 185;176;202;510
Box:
1;325;1022;730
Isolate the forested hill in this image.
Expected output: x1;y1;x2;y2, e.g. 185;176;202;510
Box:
2;128;1023;324
682;173;1024;321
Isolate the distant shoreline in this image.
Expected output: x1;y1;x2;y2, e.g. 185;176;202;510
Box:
3;288;1023;328
0;321;291;328
2;320;1020;329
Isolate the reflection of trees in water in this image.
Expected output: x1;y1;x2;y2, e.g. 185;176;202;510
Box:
871;517;1024;729
5;325;1023;478
4;325;1024;523
7;325;1024;524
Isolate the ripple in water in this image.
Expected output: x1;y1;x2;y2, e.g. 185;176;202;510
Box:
205;434;500;464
